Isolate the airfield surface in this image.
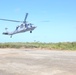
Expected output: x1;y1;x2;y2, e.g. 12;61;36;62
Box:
0;49;76;75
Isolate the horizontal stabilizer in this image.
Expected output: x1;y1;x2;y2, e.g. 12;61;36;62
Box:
3;32;8;35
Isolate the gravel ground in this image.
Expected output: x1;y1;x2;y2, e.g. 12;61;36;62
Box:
0;49;76;75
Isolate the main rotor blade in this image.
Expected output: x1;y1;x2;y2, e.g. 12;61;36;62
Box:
0;19;23;22
23;13;28;23
40;20;50;22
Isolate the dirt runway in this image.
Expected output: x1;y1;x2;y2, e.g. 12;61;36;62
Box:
0;49;76;75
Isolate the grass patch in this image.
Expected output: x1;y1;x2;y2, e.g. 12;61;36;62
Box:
0;42;76;50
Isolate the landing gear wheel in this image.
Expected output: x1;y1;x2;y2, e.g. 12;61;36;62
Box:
30;31;32;33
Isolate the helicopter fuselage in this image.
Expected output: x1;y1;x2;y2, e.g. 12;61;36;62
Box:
3;26;36;36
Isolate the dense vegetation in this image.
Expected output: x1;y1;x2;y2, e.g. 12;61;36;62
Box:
0;42;76;50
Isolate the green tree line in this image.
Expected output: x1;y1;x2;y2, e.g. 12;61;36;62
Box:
0;42;76;50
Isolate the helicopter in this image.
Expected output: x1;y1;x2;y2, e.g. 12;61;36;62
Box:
0;13;36;38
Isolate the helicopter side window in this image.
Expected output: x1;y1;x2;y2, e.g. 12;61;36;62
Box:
20;24;23;28
25;24;29;28
16;26;19;30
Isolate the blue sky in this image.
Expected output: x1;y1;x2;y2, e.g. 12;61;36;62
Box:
0;0;76;43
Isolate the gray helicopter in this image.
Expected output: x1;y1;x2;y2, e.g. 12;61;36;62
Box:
0;13;36;38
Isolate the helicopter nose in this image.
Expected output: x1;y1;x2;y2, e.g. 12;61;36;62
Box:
34;26;37;28
33;26;36;29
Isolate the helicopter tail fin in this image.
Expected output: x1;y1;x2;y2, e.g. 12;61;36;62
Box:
3;32;8;35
